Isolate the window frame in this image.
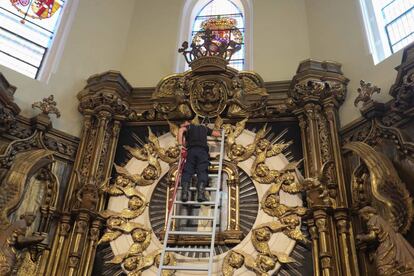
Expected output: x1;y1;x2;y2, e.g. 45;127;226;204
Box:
359;0;414;64
176;0;252;72
0;0;79;82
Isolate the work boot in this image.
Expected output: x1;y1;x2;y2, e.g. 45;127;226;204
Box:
197;182;209;202
181;182;190;202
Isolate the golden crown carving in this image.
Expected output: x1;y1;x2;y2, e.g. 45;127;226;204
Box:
178;17;243;69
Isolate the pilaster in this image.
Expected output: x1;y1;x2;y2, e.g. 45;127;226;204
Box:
291;60;359;276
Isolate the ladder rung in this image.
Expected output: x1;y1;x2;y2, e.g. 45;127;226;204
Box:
161;265;209;271
210;161;220;164
172;215;214;220
177;187;218;191
168;230;212;235
174;201;215;205
165;247;211;253
209;173;220;177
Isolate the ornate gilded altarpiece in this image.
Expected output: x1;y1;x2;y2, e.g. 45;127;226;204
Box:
2;30;414;276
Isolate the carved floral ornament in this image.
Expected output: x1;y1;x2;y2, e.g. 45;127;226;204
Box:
292;78;347;104
98;117;307;275
78;90;129;116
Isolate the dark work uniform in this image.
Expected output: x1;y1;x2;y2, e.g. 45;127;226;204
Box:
181;124;212;185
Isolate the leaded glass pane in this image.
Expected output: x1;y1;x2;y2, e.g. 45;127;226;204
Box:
0;0;66;79
191;0;245;70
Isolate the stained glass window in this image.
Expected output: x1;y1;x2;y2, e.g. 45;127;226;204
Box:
191;0;245;70
0;0;66;79
360;0;414;63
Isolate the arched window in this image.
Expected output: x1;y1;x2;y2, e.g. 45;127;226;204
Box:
0;0;78;81
360;0;414;64
177;0;252;72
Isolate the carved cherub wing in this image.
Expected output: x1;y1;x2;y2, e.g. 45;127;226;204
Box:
282;160;302;172
100;208;145;220
124;145;148;161
114;164;155;186
147;127;160;148
243;253;268;276
344;142;414;233
214;116;224;130
266;142;292;157
132;250;158;274
284;228;310;243
114;164;135;181
272;251;296;264
107;253;127;264
255;124;267;141
119;186;145;198
242;253;258;274
100;180;124;196
318;161;333;185
111;221;146;233
147;154;161;176
260;183;281;207
234;117;248;138
98;230;122;244
167;120;179;138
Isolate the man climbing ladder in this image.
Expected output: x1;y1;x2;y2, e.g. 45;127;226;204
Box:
178;120;221;202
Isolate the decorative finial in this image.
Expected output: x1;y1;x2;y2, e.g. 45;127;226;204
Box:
32;95;61;118
178;17;243;66
354;80;381;107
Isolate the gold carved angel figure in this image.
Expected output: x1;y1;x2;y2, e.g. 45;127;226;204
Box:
100;193;147;220
100;221;153;266
148;127;180;164
222;250;245;276
114;155;161;186
118;251;176;276
302;161;336;207
222;249;294;276
0;213;44;276
255;137;291;158
252;221;287;254
108;227;152;264
243;252;295;276
261;183;307;218
227;123;267;163
99;173;148;220
97;216;132;244
357;206;414;276
124;142;155;161
251;134;295;185
280;214;309;244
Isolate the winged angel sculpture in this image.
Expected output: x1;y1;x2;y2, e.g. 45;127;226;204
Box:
344;141;414;275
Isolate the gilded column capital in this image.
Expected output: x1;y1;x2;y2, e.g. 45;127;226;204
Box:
290;59;349;107
77;71;132;120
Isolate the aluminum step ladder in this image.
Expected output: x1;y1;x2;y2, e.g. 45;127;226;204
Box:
157;130;225;276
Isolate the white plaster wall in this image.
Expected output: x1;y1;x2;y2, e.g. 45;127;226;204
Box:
121;0;311;86
305;0;403;126
3;0;405;135
0;0;136;136
253;0;310;82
